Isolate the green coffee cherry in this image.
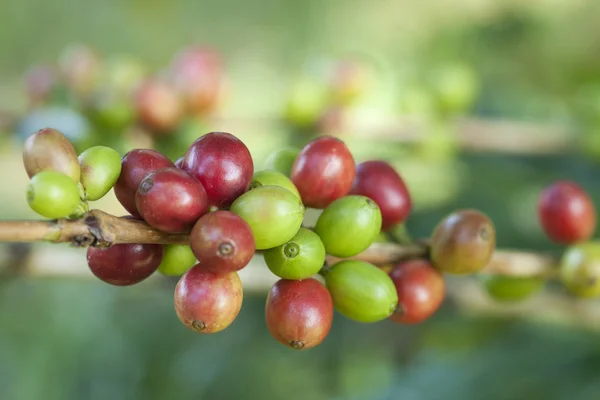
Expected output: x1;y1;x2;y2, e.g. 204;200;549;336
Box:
230;185;304;250
560;242;600;298
264;147;300;177
324;260;398;323
158;245;197;277
263;228;326;280
315;195;382;257
27;171;81;219
251;170;300;198
78;146;122;201
480;274;544;302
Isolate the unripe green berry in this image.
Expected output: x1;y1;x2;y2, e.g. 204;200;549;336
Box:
27;171;81;219
78;146;122;201
263;228;326;280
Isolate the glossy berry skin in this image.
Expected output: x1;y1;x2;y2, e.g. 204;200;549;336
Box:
27;171;81;219
430;209;496;275
538;181;596;245
291;136;356;209
174;265;243;333
182;132;254;208
230;185;304;250
114;149;174;217
263;228;326;280
23;128;81;182
189;211;255;272
349;160;412;231
388;260;445;324
86;243;163;286
315;195;382;258
134;79;183;134
265;278;333;350
324;260;398;323
560;242;600;298
135;167;209;233
78;146;122;201
157;245;197;277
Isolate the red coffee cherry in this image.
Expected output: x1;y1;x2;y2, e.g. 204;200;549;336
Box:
189;210;255;272
349;160;412;231
265;278;333;350
291;136;355;209
87;243;163;286
182;132;254;208
388;260;445;324
114;149;174;217
538;181;596;244
135;167;209;233
174;265;243;333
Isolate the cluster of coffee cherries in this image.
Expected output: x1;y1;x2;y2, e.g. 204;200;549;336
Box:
537;181;600;298
21;127;497;350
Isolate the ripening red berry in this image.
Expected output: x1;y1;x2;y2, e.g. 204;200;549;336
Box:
538;181;596;244
135;167;209;233
388;260;445;324
174;265;243;333
182;132;254;208
134;78;183;134
349;160;412;231
169;47;223;115
87;243;163;286
291;136;355;209
189;210;255;272
114;149;174;217
265;278;333;350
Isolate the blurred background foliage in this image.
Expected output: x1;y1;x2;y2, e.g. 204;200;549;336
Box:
2;0;600;399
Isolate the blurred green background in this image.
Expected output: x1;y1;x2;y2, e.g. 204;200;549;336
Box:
2;0;600;399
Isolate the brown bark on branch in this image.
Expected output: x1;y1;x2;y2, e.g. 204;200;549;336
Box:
0;211;558;278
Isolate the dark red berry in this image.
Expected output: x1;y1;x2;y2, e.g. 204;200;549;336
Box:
265;278;333;350
134;78;183;134
135;167;209;233
291;136;355;209
349;160;412;231
174;265;243;333
169;47;222;115
388;260;445;324
114;149;174;217
189;210;255;272
538;181;596;244
86;243;163;286
182;132;254;208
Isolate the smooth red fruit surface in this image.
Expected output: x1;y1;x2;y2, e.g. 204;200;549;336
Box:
135;167;209;233
265;278;333;350
291;136;356;209
189;210;255;272
182;132;253;208
86;243;163;286
170;47;222;114
349;160;412;231
174;265;243;333
134;79;183;134
538;181;596;244
388;260;445;324
114;149;174;217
